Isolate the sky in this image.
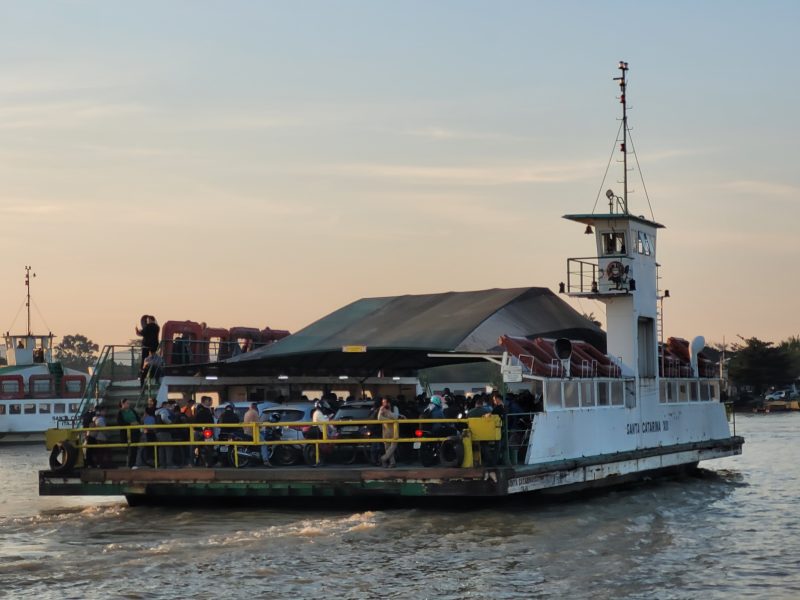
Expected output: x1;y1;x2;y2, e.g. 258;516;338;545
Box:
0;1;798;350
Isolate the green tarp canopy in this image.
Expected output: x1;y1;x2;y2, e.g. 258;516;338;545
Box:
222;287;603;377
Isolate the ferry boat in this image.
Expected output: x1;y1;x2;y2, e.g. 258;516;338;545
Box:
39;62;743;503
1;268;89;443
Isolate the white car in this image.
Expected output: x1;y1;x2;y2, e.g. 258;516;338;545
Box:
765;390;788;401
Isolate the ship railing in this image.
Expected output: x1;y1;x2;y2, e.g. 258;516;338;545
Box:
160;339;279;368
565;256;635;294
505;411;536;465
506;353;566;378
57;415;504;470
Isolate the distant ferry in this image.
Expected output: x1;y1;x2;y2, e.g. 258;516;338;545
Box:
0;269;89;443
40;63;742;503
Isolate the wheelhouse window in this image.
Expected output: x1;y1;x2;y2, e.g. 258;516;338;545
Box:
635;231;653;256
602;232;627;255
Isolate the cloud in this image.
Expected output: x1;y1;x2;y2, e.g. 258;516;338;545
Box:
398;126;525;142
0;100;150;130
717;179;800;197
320;160;602;186
0;201;64;216
178;114;303;132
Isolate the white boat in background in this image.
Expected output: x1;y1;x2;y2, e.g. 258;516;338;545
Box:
0;269;89;443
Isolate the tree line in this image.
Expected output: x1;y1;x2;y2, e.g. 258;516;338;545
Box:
723;335;800;402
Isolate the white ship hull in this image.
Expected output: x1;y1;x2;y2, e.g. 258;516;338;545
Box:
0;397;81;444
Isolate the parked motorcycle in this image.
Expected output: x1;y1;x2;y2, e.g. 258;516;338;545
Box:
220;430;262;468
413;416;466;468
266;421;305;466
194;427;220;467
302;426;358;465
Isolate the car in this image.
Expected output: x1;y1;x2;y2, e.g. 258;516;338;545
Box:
765;390;788;401
213;401;279;422
261;402;316;426
332;400;375;435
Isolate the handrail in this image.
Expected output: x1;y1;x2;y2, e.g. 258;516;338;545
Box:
61;415;504;469
70;344;112;427
70;343;170;426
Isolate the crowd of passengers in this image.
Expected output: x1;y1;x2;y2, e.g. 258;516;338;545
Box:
81;388;543;469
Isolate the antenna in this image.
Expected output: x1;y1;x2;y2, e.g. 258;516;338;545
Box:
613;61;629;214
24;266;36;335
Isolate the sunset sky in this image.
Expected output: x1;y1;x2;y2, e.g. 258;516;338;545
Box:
0;1;797;350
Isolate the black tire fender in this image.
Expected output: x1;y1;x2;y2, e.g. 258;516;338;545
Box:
439;436;465;468
49;440;78;474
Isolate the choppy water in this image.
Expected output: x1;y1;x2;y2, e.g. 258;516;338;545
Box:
1;414;798;599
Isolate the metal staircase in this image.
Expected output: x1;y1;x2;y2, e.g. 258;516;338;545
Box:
70;345;150;427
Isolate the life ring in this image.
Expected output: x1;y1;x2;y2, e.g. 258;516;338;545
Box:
606;261;625;280
439;436;465;467
49;440;78;475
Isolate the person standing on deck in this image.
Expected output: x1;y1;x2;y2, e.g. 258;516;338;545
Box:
243;402;259;438
136;315;160;372
92;405;112;468
117;398;140;467
192;396;215;466
133;406;157;468
155;401;176;468
378;397;403;468
486;391;508;465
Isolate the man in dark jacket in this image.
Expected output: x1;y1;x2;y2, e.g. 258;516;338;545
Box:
193;396;215;467
135;315;160;371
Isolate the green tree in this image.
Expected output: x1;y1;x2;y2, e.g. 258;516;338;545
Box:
778;335;800;380
55;334;99;373
728;337;793;396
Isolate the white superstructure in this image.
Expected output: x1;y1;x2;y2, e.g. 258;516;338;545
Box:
500;62;740;490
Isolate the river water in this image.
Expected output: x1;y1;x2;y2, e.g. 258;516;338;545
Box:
0;413;798;599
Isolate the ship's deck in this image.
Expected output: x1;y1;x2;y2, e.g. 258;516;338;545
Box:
39;436;744;503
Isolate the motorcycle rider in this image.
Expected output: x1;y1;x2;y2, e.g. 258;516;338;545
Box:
194;396;214;425
218;403;242;435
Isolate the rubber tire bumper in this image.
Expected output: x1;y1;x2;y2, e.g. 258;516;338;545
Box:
49;440;78;474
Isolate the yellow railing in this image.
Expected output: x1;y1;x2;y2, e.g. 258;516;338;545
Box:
47;416;502;469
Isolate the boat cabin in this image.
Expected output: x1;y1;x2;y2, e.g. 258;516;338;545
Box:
4;333;54;366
